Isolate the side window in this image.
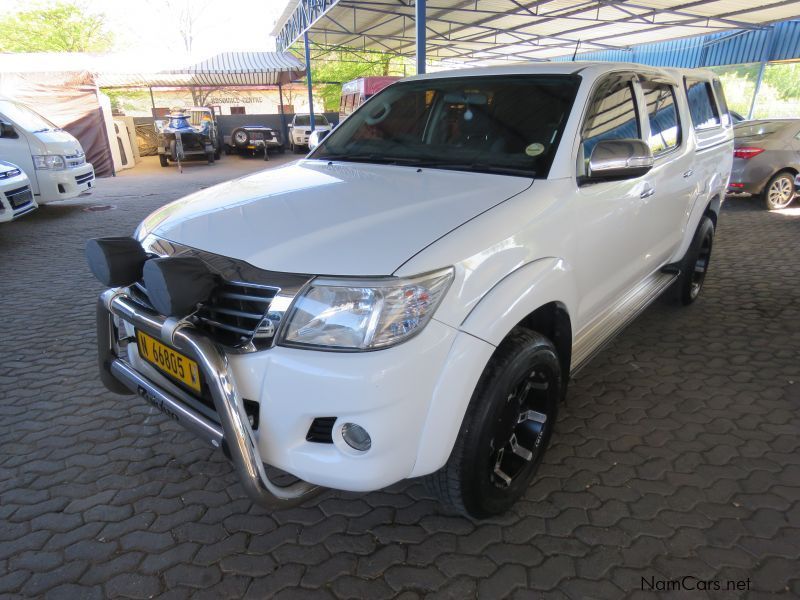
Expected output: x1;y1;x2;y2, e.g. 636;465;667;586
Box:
685;79;720;130
711;79;730;126
641;82;681;154
581;78;640;162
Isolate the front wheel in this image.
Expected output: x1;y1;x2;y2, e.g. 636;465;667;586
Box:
158;154;168;167
763;172;795;210
207;151;214;164
674;215;714;305
425;329;562;518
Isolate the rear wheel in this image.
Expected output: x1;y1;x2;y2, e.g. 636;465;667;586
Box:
674;215;714;305
158;154;168;167
763;171;795;210
425;329;562;518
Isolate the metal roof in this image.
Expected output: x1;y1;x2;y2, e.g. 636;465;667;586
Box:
97;52;305;88
272;0;800;64
552;19;800;65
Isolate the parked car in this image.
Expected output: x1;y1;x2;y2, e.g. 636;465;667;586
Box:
0;160;37;222
0;97;94;203
288;114;332;153
340;76;401;121
156;108;220;167
89;63;732;518
727;119;800;209
224;125;283;159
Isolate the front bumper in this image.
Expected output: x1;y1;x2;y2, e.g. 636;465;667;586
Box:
36;163;94;204
97;286;462;500
97;289;318;507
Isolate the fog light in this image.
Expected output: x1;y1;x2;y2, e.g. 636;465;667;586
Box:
341;423;371;452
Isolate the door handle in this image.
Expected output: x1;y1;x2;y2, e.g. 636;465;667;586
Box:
640;184;655;199
683;169;694;178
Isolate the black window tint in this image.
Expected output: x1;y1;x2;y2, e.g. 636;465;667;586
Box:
641;82;681;154
711;79;730;126
685;79;720;129
582;79;640;160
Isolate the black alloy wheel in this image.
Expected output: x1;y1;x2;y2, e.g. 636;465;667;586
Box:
426;329;562;518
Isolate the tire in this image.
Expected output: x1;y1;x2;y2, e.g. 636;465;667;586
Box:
169;139;177;161
425;329;563;518
207;151;214;165
214;148;221;160
673;215;714;305
289;142;295;153
763;171;795;210
158;154;168;167
278;145;286;155
224;145;232;156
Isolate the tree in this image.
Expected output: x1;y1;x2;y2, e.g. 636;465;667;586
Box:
295;45;410;112
0;1;114;53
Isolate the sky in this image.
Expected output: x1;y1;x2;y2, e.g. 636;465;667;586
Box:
0;0;294;60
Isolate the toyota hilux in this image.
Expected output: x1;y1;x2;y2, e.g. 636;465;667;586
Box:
89;63;732;517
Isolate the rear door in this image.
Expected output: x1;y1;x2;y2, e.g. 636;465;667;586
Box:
634;77;696;265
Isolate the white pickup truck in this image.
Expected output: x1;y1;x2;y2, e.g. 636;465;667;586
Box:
90;62;732;517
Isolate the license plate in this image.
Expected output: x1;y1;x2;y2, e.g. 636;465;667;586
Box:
136;330;202;393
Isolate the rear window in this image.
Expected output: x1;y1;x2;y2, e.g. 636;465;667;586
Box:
685;79;720;130
641;82;681;154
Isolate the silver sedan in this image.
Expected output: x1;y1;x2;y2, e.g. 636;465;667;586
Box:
727;119;800;210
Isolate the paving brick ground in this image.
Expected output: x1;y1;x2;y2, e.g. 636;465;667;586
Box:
1;155;798;598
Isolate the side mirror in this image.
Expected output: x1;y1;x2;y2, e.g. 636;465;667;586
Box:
307;130;329;151
584;139;653;183
0;121;18;138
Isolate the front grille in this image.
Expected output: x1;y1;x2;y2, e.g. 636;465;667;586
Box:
66;153;86;168
129;279;280;348
249;132;264;140
306;417;336;443
76;172;93;185
5;185;33;209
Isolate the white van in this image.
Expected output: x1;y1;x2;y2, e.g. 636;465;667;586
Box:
0;98;95;204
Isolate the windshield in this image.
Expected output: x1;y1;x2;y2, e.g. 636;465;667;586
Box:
0;99;59;133
311;74;580;178
295;114;329;126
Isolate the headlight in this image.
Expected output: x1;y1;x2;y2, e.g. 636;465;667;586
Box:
280;268;454;351
32;155;66;170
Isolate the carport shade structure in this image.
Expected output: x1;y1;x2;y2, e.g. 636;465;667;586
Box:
272;0;800;66
97;51;305;143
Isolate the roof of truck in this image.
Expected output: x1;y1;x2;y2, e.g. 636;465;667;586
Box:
404;61;707;82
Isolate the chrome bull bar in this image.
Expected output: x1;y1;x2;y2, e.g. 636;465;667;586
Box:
97;288;319;506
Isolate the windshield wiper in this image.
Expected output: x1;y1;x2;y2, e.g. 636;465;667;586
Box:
326;154;421;166
424;161;536;177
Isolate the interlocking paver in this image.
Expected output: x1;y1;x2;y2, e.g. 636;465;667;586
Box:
0;156;798;596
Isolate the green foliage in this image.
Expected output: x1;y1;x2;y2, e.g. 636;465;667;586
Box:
292;45;411;111
0;1;114;53
763;63;800;100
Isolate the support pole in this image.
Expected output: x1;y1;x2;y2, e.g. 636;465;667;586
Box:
748;61;766;120
304;31;316;132
149;87;156;110
416;0;426;75
278;81;289;146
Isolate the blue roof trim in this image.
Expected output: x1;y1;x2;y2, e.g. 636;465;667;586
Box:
553;20;800;67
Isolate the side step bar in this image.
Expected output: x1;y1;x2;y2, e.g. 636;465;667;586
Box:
571;272;677;374
97;289;320;507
